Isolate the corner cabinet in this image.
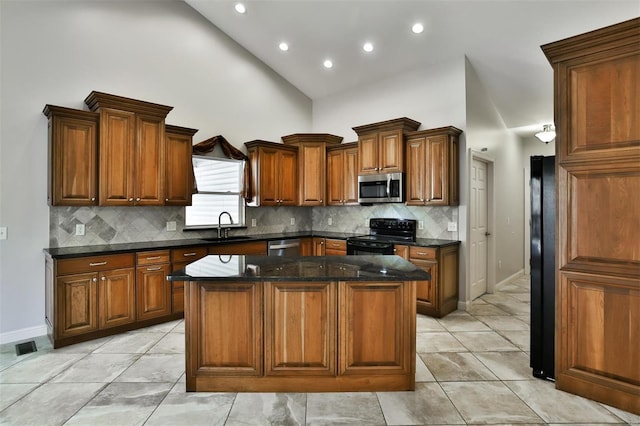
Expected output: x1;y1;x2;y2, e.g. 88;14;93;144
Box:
43;105;99;206
282;133;343;206
542;17;640;414
406;126;461;206
84;91;173;206
245;140;298;206
327;142;359;206
165;125;198;206
353;117;420;175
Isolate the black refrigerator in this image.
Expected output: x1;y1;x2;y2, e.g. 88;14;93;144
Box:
530;155;555;380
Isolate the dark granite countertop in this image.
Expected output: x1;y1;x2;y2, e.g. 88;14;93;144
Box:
169;255;431;282
44;231;459;259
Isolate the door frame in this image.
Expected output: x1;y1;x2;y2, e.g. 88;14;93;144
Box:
468;150;496;298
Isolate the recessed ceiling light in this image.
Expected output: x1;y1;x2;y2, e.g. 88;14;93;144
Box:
323;59;333;69
412;23;424;34
279;42;289;51
363;42;374;53
234;3;246;14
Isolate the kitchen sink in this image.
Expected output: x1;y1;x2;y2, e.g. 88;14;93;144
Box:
201;236;253;242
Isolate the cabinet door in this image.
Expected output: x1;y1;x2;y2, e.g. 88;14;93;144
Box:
165;130;193;206
56;273;98;338
412;260;437;308
300;237;314;256
313;238;326;256
258;147;279;206
278;149;298;205
343;146;359;205
358;133;379;174
136;264;171;320
406;137;426;205
50;113;98;206
378;130;403;173
298;143;325;206
393;244;409;260
99;108;135;206
265;281;336;375
325;239;346;256
98;268;135;329
424;134;448;205
326;149;344;205
208;241;268;255
339;281;412;376
134;115;165;206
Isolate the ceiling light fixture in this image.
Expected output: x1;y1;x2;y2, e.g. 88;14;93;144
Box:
412;23;424;34
279;42;289;51
363;42;374;53
535;124;556;144
323;59;333;69
234;3;246;14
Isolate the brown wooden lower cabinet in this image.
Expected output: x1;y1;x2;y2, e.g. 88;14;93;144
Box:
185;279;416;392
136;251;171;321
170;247;208;314
312;237;346;256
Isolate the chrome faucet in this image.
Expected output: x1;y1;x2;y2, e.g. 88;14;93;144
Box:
218;211;233;239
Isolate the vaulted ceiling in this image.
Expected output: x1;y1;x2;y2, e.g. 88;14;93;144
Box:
186;0;639;137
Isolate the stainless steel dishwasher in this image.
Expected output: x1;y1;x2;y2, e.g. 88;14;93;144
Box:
267;239;301;256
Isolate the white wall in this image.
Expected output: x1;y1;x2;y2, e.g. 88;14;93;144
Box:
0;0;311;341
464;58;525;299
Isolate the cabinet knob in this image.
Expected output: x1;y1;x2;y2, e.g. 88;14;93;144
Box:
92;278;97;282
129;198;134;202
91;197;96;201
165;198;169;201
101;276;106;281
136;197;141;202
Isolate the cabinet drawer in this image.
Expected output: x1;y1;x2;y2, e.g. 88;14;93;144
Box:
136;250;170;266
171;247;207;262
57;253;135;275
325;239;346;251
409;246;437;260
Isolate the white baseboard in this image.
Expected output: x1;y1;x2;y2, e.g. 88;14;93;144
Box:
494;269;525;290
458;300;470;311
0;324;48;345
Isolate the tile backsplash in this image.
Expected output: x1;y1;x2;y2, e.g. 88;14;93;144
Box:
49;204;457;248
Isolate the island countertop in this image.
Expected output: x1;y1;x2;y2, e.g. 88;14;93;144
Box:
168;254;431;282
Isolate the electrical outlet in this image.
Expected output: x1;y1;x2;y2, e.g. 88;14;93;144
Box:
166;221;177;232
0;227;7;240
418;220;424;230
251;218;257;227
447;222;457;232
328;217;333;226
75;224;85;236
290;217;295;225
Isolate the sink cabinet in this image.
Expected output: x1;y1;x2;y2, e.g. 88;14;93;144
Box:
43;105;99;206
245;140;298;206
353;117;420;175
327;142;359;206
406;126;461;206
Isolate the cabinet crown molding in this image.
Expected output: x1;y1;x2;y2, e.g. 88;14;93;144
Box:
84;91;173;118
406;126;463;138
352;117;421;135
165;124;199;136
542;17;640;64
43;104;99;121
281;133;343;145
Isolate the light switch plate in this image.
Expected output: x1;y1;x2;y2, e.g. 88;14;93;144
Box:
251;218;257;227
447;222;457;232
166;221;177;232
418;220;424;230
290;217;295;225
0;227;7;240
75;224;85;236
328;217;333;226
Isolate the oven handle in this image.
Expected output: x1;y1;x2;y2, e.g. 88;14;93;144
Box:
386;174;391;198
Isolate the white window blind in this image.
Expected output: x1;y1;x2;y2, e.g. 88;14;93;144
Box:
185;156;245;228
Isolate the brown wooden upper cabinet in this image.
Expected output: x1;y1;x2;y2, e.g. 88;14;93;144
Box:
245;140;298;206
327;142;359;206
43;105;99;206
85;91;173;206
352;117;420;175
282;133;343;206
164;125;198;206
406;126;462;206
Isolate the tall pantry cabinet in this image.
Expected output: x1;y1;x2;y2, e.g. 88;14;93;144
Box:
542;18;639;414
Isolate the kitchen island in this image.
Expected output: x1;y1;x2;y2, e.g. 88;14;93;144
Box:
168;255;430;392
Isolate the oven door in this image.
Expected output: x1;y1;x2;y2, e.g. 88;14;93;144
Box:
347;239;395;255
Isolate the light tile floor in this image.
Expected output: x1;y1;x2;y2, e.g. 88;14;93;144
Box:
1;274;639;425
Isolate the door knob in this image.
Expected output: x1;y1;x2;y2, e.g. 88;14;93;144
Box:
485;232;491;236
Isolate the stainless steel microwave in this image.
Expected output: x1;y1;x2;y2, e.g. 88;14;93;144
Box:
358;172;404;203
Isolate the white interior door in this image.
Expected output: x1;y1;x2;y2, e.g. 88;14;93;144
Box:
470;158;488;299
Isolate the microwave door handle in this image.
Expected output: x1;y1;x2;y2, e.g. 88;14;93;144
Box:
386;175;391;198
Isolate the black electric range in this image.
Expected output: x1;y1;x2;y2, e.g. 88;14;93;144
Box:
347;218;417;255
